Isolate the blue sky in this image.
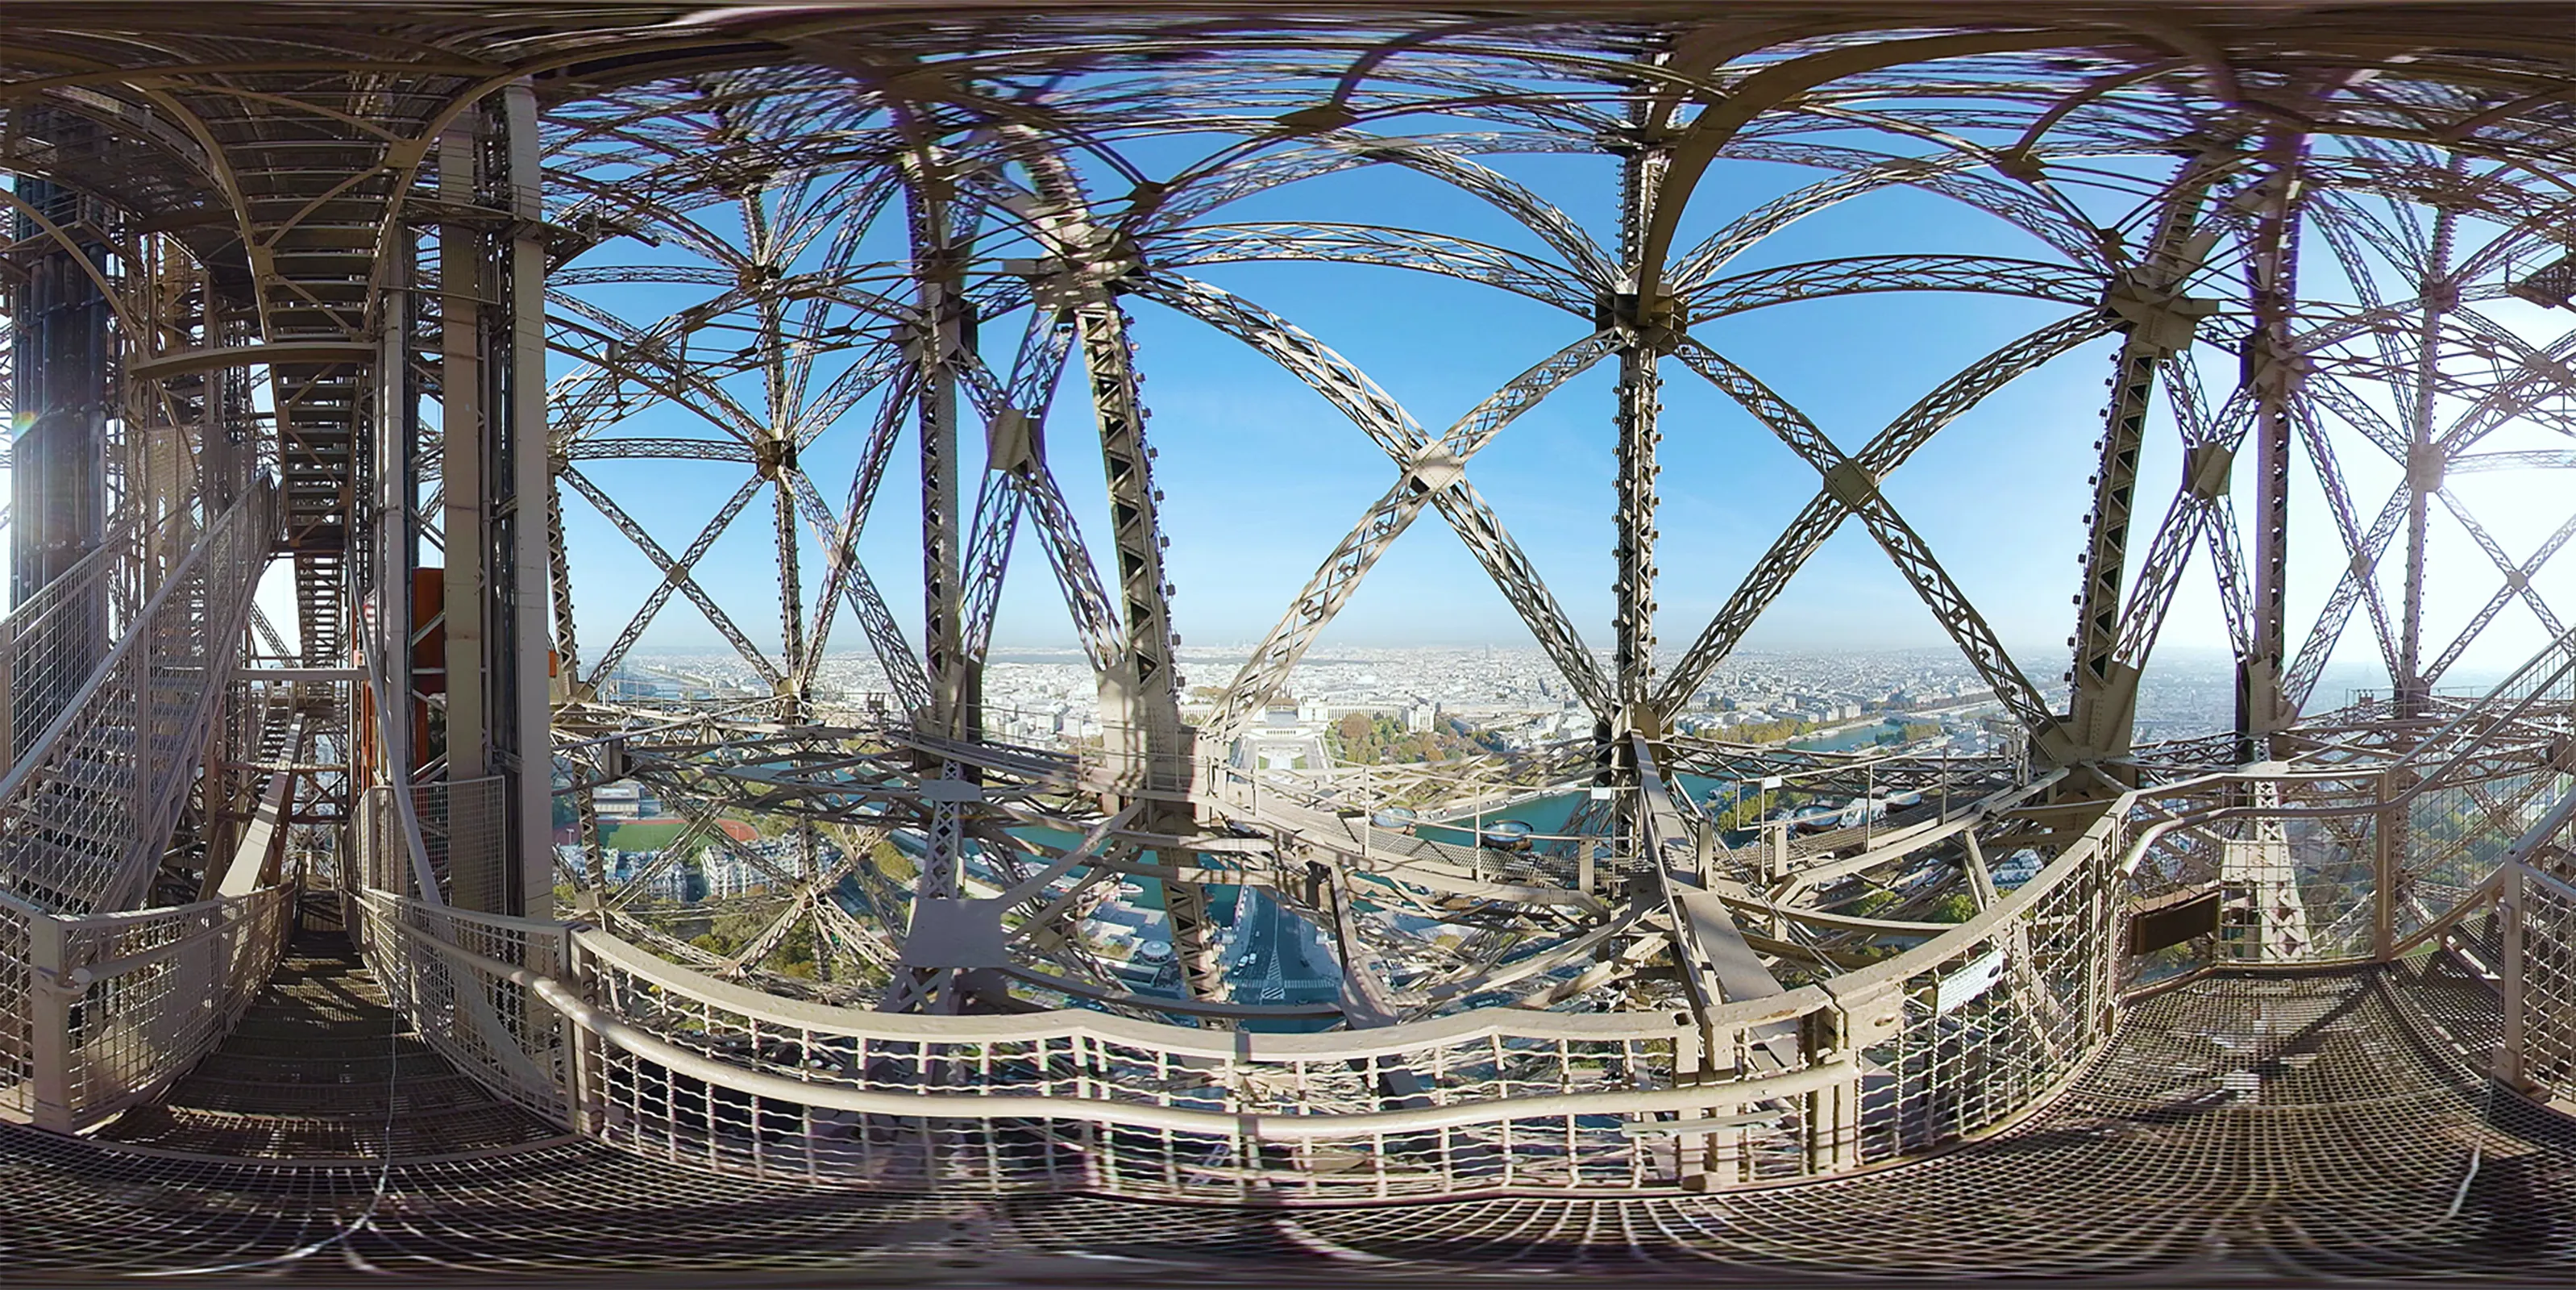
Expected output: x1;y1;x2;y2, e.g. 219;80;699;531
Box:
237;135;2574;697
563;152;2136;671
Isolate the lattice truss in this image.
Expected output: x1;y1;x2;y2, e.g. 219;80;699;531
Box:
1;6;2573;1022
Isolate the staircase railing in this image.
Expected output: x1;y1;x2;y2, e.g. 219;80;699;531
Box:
0;481;274;914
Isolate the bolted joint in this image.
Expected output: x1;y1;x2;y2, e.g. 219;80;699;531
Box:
1821;460;1877;510
899;303;978;364
1593;289;1687;353
752;436;798;480
985;409;1040;475
1275;101;1359;134
2238;326;2308;391
2184;441;2234;501
912;244;969;281
2103;277;2219;353
1405;446;1466;495
1020;243;1145;311
2405;440;2446;495
1594;122;1680;155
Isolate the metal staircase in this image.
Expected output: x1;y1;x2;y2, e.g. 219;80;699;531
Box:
0;488;272;913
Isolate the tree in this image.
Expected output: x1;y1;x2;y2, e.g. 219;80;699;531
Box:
1848;889;1899;919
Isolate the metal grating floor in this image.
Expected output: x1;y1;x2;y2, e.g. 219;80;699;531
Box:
89;931;571;1162
4;949;2573;1284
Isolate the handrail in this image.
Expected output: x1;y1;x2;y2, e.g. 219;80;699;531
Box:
573;920;1703;1056
2;880;295;1130
410;915;1847;1139
2385;619;2576;789
0;482;275;913
343;710;2574;1195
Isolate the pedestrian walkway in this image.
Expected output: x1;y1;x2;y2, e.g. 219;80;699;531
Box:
88;918;569;1162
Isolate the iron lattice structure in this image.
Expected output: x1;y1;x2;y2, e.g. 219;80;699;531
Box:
2;2;2576;1283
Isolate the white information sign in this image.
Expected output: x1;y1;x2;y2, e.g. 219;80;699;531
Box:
1935;945;2009;1014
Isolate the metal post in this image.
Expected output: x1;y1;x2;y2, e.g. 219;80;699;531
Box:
2373;769;2399;961
2397;164;2459;718
505;81;555;919
1609;119;1668;852
2239;132;2307;758
376;223;416;792
562;934;600;1134
2066;158;2221;759
8;176;111;742
27;914;75;1133
439;119;489;784
912;173;967;739
2500;863;2528;1089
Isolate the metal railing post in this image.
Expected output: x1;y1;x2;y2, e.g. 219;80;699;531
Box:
2373;768;2399;961
563;927;600;1134
2500;863;2529;1091
27;916;76;1132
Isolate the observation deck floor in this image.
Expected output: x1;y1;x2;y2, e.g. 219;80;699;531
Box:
2;948;2570;1284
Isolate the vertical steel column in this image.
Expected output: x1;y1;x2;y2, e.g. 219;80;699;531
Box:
2067;163;2220;760
2238;135;2307;758
2500;863;2528;1088
1079;298;1185;781
752;235;808;717
1606;123;1669;853
501;81;555;918
374;223;416;789
26;915;73;1133
883;155;974;1013
2398;178;2459;718
910;177;970;742
1078;294;1211;995
438;121;489;783
8;177;110;742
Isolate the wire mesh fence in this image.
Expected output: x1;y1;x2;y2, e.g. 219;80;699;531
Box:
335;769;2145;1201
0;883;291;1130
351;888;575;1123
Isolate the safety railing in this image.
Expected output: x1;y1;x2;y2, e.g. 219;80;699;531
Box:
0;510;160;763
351;888;576;1124
343;754;2140;1200
353;776;509;905
0;481;274;914
2112;622;2576;984
334;627;2576;1196
0;883;293;1130
584;924;1729;1197
2487;780;2576;1102
342;709;2569;1199
2395;626;2576;782
1851;804;2125;1163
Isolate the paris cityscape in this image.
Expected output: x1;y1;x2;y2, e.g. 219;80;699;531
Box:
608;641;2298;751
